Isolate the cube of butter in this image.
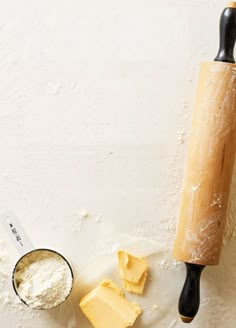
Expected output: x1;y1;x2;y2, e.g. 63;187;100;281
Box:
79;280;142;328
118;250;148;295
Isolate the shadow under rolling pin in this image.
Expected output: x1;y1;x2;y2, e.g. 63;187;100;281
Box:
174;3;236;323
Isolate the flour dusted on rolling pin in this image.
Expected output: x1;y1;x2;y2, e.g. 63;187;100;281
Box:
14;250;73;309
174;61;236;266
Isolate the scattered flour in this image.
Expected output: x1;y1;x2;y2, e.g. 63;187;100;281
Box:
177;129;185;144
79;210;89;219
72;210;89;232
96;214;102;223
210;193;223;209
72;210;103;231
14;250;73;309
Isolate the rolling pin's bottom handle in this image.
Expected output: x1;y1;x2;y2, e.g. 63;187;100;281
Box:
178;262;205;323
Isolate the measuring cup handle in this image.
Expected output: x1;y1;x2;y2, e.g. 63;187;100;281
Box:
0;211;35;256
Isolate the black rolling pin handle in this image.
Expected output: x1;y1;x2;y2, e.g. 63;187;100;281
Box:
178;263;205;324
214;5;236;63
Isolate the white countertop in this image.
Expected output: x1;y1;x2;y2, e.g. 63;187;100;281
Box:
1;1;236;327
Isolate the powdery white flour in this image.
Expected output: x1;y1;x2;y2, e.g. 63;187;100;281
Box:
14;250;73;310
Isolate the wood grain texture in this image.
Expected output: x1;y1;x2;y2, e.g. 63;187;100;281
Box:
227;2;236;9
174;61;236;266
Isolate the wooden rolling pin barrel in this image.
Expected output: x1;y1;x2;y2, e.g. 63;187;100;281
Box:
173;3;236;323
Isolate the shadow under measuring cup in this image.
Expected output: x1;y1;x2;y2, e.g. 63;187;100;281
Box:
0;211;74;310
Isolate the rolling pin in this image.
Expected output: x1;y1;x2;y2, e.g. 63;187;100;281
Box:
173;3;236;323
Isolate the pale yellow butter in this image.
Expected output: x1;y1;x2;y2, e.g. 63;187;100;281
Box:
79;280;142;328
123;271;148;295
118;251;148;295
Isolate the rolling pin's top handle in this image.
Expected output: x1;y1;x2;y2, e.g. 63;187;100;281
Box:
215;3;236;63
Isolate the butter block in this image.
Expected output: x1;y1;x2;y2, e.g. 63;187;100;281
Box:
123;271;147;295
118;251;148;294
79;280;142;328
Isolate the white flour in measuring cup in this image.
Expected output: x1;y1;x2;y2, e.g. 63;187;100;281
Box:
14;250;73;309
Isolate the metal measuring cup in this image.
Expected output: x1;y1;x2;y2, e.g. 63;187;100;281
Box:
1;211;74;310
